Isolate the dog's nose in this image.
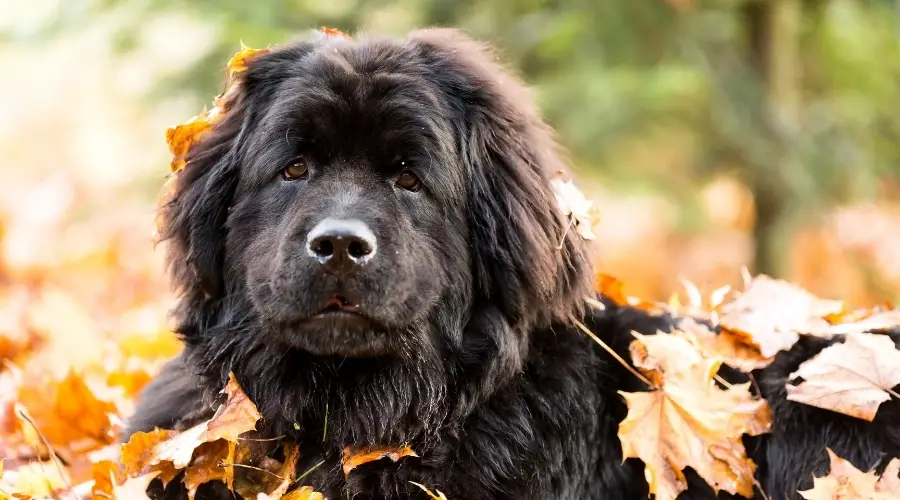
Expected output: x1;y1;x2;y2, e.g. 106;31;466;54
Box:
306;218;377;272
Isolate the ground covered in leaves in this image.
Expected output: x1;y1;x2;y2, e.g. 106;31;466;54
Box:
2;269;900;500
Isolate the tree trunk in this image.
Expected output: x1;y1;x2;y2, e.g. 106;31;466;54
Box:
743;0;801;276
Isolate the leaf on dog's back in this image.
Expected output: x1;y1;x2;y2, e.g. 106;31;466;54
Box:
786;332;900;422
341;445;418;476
718;274;845;358
618;334;770;500
799;449;900;500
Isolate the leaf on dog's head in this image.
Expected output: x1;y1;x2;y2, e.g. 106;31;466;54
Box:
550;171;597;240
786;332;900;422
718;274;845;358
227;44;270;74
165;115;213;173
799;449;900;500
322;27;353;40
341;445;418;476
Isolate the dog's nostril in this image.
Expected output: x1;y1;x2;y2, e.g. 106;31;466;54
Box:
310;239;334;258
347;240;371;259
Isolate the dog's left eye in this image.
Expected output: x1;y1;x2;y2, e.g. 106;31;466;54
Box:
396;171;422;192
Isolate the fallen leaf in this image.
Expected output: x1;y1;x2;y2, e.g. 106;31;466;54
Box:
91;459;125;499
618;335;770;500
183;439;236;499
629;331;702;386
258;486;326;500
786;332;900;421
205;373;262;443
16;370;118;455
677;319;771;372
121;428;177;479
799;449;900;500
111;471;159;500
342;445;418;476
719;274;845;357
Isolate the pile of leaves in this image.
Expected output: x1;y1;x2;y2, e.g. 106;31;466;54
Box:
3;35;900;500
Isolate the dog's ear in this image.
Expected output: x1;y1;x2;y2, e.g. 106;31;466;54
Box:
409;29;596;329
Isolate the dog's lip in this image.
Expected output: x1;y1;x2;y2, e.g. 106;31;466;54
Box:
319;296;361;314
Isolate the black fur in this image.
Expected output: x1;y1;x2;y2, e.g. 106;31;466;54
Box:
128;28;900;499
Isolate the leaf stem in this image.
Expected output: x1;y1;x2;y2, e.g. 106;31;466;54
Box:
573;319;656;389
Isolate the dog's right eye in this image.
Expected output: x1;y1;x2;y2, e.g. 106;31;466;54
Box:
282;158;309;181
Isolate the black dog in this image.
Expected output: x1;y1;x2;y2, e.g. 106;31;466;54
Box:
128;28;900;499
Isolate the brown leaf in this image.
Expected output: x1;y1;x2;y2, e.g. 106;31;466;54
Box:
618;335;770;500
121;428;179;484
342;445;418;476
718;274;845;357
205;372;262;443
799;449;900;500
183;440;235;500
677;319;772;372
786;332;900;421
120;372;260;497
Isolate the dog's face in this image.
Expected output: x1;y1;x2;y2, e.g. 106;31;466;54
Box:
226;52;471;357
162;29;594;367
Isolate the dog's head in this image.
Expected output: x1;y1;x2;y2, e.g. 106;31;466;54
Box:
160;28;595;365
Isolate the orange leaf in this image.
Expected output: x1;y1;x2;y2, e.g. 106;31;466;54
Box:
321;27;352;40
165;115;213;172
121;428;179;484
205;372;262;443
227;45;270;74
677;318;771;372
341;445;418;476
786;332;900;422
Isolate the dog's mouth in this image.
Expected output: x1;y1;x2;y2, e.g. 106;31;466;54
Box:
317;295;361;315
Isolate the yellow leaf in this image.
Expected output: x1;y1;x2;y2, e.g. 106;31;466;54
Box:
227;45;270;74
618;335;770;500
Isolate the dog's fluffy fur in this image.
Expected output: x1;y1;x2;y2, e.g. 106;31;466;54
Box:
128;28;900;499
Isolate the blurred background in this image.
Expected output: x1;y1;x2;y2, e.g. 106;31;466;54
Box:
3;0;900;375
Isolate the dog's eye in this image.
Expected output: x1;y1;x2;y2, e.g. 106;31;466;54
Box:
282;158;309;181
396;171;422;192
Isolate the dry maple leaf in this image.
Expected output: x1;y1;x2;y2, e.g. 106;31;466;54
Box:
109;471;158;500
619;335;770;500
786;332;900;422
718;274;845;358
595;273;665;313
550;171;597;240
121;373;260;497
342;445;418;476
677;319;771;372
165;116;213;172
799;449;900;500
